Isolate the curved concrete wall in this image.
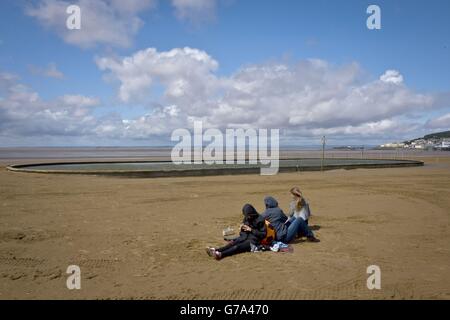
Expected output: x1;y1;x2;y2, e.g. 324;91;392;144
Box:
6;158;424;178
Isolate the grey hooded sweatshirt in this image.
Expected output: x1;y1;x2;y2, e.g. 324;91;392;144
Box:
261;196;288;241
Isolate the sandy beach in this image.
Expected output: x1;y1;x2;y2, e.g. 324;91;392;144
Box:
0;156;449;300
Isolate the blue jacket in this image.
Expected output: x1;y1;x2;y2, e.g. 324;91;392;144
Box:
261;196;288;241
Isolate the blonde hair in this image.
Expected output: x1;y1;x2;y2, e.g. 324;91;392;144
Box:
290;186;304;211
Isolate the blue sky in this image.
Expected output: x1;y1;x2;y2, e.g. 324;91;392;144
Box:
0;0;449;146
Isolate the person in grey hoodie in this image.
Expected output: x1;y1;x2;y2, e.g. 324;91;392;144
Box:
261;196;319;244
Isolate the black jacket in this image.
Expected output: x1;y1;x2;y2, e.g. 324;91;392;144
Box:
236;204;267;245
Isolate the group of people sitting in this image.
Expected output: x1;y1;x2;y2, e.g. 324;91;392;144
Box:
206;187;320;260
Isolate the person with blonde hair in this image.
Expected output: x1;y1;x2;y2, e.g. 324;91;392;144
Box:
288;187;310;221
285;187;319;242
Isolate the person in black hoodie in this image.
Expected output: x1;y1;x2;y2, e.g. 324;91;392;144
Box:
206;204;266;260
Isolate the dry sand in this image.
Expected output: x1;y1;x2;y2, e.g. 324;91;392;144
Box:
0;157;449;299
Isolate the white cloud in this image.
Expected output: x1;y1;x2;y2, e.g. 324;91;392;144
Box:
25;0;156;48
0;71;185;143
29;63;64;79
96;47;219;104
171;0;218;24
307;119;420;139
0;73;99;137
96;47;435;141
426;113;450;129
1;47;447;145
60;95;100;107
25;0;227;49
380;69;403;84
94;105;186;139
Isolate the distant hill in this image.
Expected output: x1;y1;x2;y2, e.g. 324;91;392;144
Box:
402;130;450;144
423;130;450;140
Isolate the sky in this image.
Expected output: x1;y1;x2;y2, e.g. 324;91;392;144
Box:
0;0;449;147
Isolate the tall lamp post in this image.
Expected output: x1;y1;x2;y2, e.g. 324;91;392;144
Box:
321;135;326;171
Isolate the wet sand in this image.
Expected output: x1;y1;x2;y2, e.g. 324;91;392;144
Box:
0;157;449;299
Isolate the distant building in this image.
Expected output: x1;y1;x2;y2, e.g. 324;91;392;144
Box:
380;142;405;148
380;133;450;151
